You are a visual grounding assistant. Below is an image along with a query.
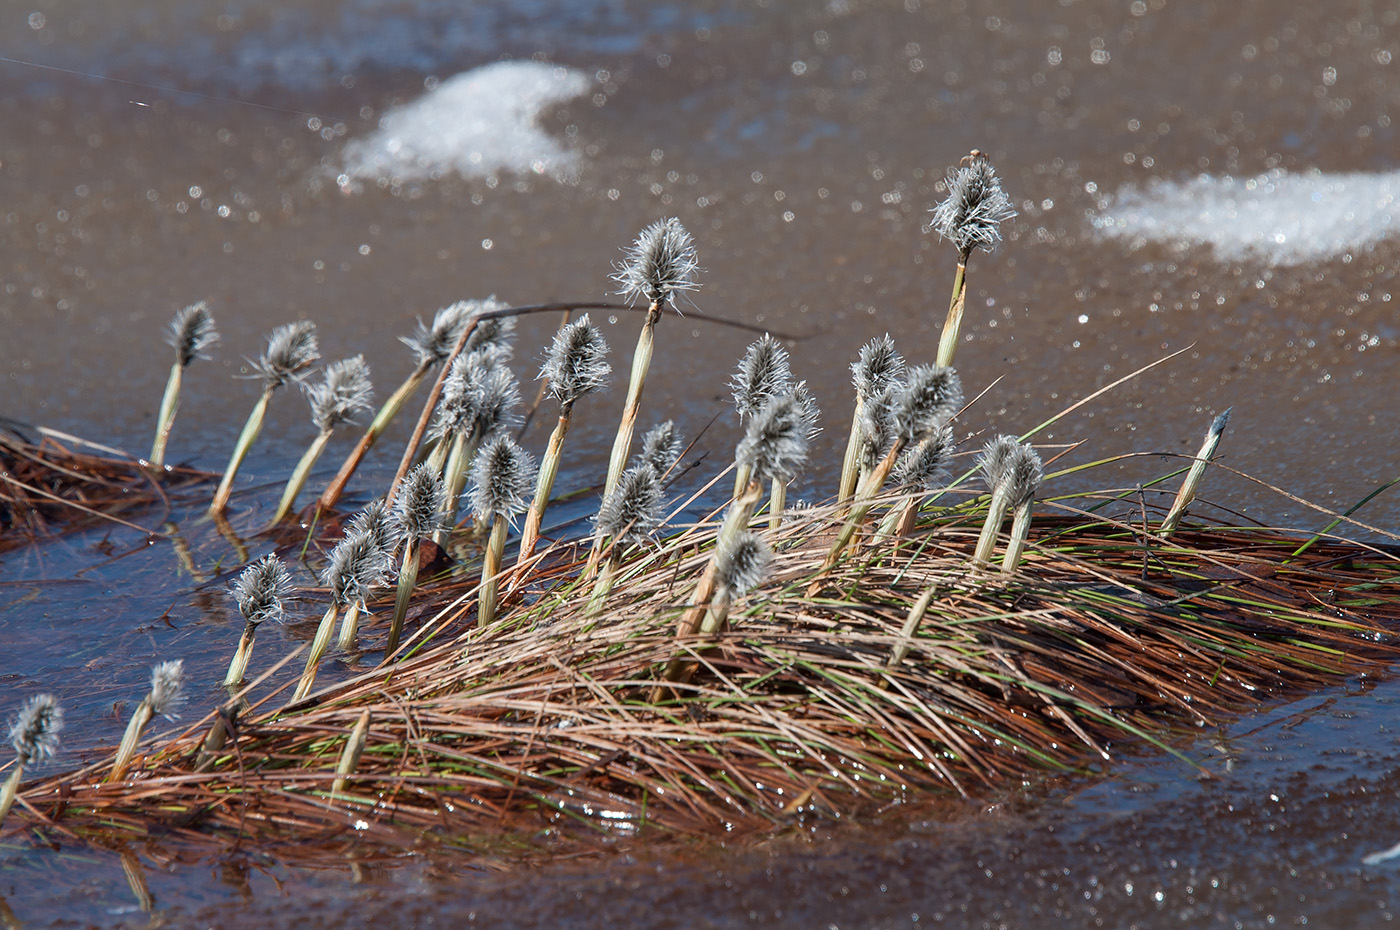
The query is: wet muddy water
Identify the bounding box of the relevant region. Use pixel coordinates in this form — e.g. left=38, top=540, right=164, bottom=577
left=2, top=0, right=1400, bottom=926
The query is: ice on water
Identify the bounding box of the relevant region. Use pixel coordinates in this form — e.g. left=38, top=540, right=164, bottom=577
left=1093, top=168, right=1400, bottom=264
left=339, top=61, right=591, bottom=184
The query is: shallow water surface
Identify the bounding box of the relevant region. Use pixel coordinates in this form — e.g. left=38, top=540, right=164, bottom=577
left=2, top=0, right=1399, bottom=926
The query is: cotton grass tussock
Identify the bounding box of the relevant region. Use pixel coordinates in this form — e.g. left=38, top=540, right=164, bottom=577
left=0, top=694, right=61, bottom=826
left=386, top=463, right=447, bottom=656
left=150, top=301, right=218, bottom=466
left=271, top=356, right=375, bottom=523
left=929, top=151, right=1016, bottom=369
left=519, top=315, right=611, bottom=560
left=470, top=436, right=536, bottom=628
left=225, top=554, right=293, bottom=687
left=210, top=320, right=321, bottom=516
left=111, top=660, right=184, bottom=782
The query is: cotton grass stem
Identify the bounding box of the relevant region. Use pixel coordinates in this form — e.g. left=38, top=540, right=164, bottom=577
left=210, top=387, right=272, bottom=516
left=225, top=554, right=292, bottom=686
left=1159, top=408, right=1232, bottom=539
left=331, top=709, right=371, bottom=796
left=293, top=602, right=340, bottom=703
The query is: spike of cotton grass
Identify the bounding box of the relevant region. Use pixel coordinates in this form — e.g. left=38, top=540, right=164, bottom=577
left=210, top=320, right=321, bottom=516
left=151, top=302, right=219, bottom=466
left=271, top=357, right=376, bottom=523
left=401, top=301, right=472, bottom=368
left=693, top=531, right=773, bottom=641
left=385, top=463, right=447, bottom=657
left=600, top=219, right=701, bottom=542
left=839, top=334, right=905, bottom=502
left=336, top=503, right=400, bottom=652
left=588, top=464, right=665, bottom=613
left=518, top=317, right=612, bottom=561
left=470, top=436, right=536, bottom=627
left=730, top=335, right=793, bottom=423
left=930, top=151, right=1016, bottom=369
left=293, top=527, right=387, bottom=703
left=1159, top=409, right=1232, bottom=539
left=1000, top=443, right=1044, bottom=574
left=736, top=391, right=812, bottom=486
left=225, top=554, right=293, bottom=686
left=879, top=423, right=957, bottom=541
left=111, top=661, right=184, bottom=782
left=972, top=435, right=1033, bottom=565
left=636, top=420, right=683, bottom=476
left=0, top=694, right=61, bottom=825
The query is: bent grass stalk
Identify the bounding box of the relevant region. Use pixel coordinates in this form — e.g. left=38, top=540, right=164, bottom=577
left=1159, top=409, right=1232, bottom=538
left=150, top=301, right=218, bottom=467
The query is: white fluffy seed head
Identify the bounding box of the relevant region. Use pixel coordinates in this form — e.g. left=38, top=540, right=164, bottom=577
left=858, top=388, right=898, bottom=471
left=929, top=153, right=1017, bottom=256
left=596, top=464, right=664, bottom=547
left=394, top=462, right=447, bottom=540
left=893, top=424, right=956, bottom=491
left=232, top=553, right=293, bottom=625
left=347, top=499, right=402, bottom=560
left=736, top=391, right=811, bottom=483
left=306, top=355, right=374, bottom=433
left=324, top=527, right=392, bottom=608
left=851, top=334, right=904, bottom=403
left=978, top=435, right=1023, bottom=494
left=730, top=334, right=793, bottom=422
left=611, top=217, right=700, bottom=309
left=149, top=659, right=185, bottom=718
left=8, top=693, right=62, bottom=766
left=636, top=420, right=682, bottom=476
left=540, top=314, right=610, bottom=407
left=715, top=531, right=772, bottom=598
left=401, top=301, right=472, bottom=367
left=432, top=351, right=522, bottom=443
left=168, top=301, right=219, bottom=368
left=470, top=435, right=536, bottom=520
left=463, top=296, right=517, bottom=358
left=254, top=320, right=320, bottom=390
left=1006, top=442, right=1043, bottom=508
left=892, top=365, right=963, bottom=443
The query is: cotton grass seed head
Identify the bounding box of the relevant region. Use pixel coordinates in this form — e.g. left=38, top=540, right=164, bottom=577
left=232, top=553, right=293, bottom=626
left=540, top=314, right=610, bottom=407
left=929, top=152, right=1016, bottom=256
left=149, top=659, right=185, bottom=718
left=978, top=435, right=1023, bottom=494
left=254, top=320, right=320, bottom=390
left=307, top=355, right=374, bottom=433
left=730, top=334, right=793, bottom=422
left=715, top=531, right=772, bottom=599
left=324, top=528, right=392, bottom=608
left=893, top=424, right=955, bottom=491
left=736, top=390, right=811, bottom=483
left=612, top=217, right=700, bottom=309
left=596, top=464, right=664, bottom=547
left=346, top=499, right=402, bottom=560
left=470, top=435, right=536, bottom=520
left=892, top=365, right=963, bottom=443
left=168, top=301, right=219, bottom=368
left=401, top=300, right=472, bottom=367
left=394, top=462, right=447, bottom=540
left=636, top=420, right=683, bottom=476
left=463, top=296, right=517, bottom=358
left=851, top=334, right=904, bottom=403
left=9, top=693, right=62, bottom=766
left=1006, top=442, right=1043, bottom=508
left=432, top=351, right=521, bottom=443
left=858, top=388, right=898, bottom=471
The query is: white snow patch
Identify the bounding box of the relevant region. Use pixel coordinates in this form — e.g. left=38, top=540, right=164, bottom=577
left=340, top=61, right=591, bottom=184
left=1092, top=169, right=1400, bottom=264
